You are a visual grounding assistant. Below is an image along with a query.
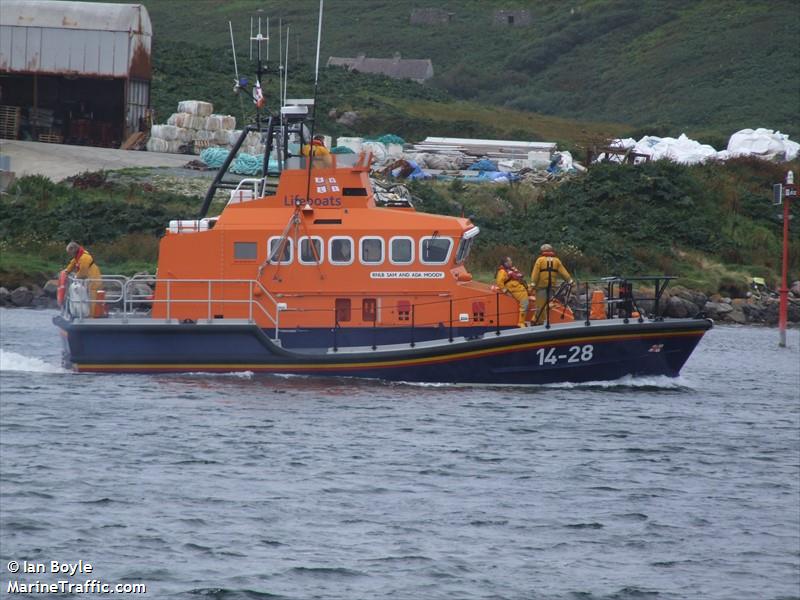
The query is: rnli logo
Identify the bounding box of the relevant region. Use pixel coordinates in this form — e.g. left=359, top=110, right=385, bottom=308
left=648, top=344, right=664, bottom=353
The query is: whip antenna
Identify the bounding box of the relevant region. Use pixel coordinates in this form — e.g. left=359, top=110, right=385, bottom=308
left=278, top=19, right=283, bottom=111
left=283, top=26, right=290, bottom=107
left=229, top=21, right=239, bottom=83
left=304, top=0, right=324, bottom=205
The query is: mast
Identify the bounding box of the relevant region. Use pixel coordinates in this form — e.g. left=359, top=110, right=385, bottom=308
left=304, top=0, right=324, bottom=205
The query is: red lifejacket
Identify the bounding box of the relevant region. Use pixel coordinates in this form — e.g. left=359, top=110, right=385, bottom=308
left=506, top=265, right=525, bottom=282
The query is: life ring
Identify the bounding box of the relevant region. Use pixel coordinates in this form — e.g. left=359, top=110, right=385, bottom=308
left=57, top=270, right=67, bottom=307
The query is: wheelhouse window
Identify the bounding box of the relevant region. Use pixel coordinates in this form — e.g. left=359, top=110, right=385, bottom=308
left=420, top=236, right=452, bottom=264
left=390, top=237, right=414, bottom=265
left=267, top=237, right=292, bottom=264
left=329, top=237, right=353, bottom=265
left=234, top=241, right=257, bottom=260
left=299, top=236, right=324, bottom=265
left=360, top=237, right=384, bottom=265
left=455, top=228, right=479, bottom=264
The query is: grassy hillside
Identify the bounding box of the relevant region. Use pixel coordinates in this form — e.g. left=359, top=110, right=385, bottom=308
left=128, top=0, right=800, bottom=139
left=150, top=39, right=631, bottom=153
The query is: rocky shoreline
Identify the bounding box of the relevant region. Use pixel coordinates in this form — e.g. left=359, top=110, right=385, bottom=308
left=2, top=278, right=799, bottom=327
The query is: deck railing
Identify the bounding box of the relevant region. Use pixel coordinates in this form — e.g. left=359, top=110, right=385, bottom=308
left=63, top=275, right=676, bottom=349
left=63, top=275, right=284, bottom=339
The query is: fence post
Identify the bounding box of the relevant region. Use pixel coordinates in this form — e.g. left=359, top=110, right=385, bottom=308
left=166, top=280, right=171, bottom=322
left=208, top=280, right=212, bottom=321
left=372, top=316, right=377, bottom=351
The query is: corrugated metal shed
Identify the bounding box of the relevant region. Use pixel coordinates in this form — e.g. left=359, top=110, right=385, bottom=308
left=0, top=0, right=152, bottom=78
left=328, top=54, right=434, bottom=84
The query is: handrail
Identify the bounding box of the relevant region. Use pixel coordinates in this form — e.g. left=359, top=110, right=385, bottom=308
left=226, top=177, right=266, bottom=206
left=64, top=275, right=283, bottom=339
left=64, top=273, right=679, bottom=348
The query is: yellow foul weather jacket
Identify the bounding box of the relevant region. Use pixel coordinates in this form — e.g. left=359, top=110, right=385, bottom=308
left=65, top=247, right=102, bottom=280
left=530, top=253, right=572, bottom=290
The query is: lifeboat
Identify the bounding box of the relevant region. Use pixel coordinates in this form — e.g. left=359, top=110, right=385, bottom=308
left=52, top=103, right=711, bottom=383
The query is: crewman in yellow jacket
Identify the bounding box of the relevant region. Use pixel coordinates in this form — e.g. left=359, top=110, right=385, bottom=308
left=64, top=242, right=103, bottom=315
left=301, top=135, right=333, bottom=167
left=495, top=256, right=530, bottom=327
left=530, top=244, right=573, bottom=324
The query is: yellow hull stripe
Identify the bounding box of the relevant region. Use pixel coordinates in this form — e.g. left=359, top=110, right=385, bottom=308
left=74, top=329, right=705, bottom=372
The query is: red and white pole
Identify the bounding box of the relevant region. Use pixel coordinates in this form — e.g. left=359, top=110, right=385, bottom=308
left=778, top=171, right=795, bottom=348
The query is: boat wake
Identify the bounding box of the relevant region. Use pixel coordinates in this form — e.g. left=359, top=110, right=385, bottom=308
left=542, top=374, right=693, bottom=391
left=179, top=370, right=255, bottom=379
left=387, top=374, right=693, bottom=391
left=0, top=349, right=66, bottom=374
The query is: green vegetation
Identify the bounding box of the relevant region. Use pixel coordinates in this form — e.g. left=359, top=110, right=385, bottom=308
left=0, top=173, right=198, bottom=287
left=3, top=2, right=796, bottom=291
left=135, top=0, right=798, bottom=140
left=2, top=159, right=796, bottom=293
left=408, top=158, right=799, bottom=293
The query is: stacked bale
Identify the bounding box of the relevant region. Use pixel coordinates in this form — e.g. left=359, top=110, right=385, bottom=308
left=147, top=101, right=238, bottom=155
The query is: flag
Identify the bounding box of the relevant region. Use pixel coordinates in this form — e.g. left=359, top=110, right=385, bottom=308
left=254, top=80, right=265, bottom=109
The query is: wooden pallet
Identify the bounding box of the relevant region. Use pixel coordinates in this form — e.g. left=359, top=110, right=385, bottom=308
left=120, top=131, right=147, bottom=150
left=0, top=105, right=21, bottom=140
left=38, top=131, right=64, bottom=144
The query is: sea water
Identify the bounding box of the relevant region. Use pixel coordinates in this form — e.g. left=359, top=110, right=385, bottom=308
left=1, top=308, right=798, bottom=599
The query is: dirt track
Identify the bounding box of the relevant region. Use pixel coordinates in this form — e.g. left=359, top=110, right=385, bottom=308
left=0, top=140, right=191, bottom=181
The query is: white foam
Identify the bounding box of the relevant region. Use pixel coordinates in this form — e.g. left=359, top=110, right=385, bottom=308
left=182, top=370, right=255, bottom=379
left=541, top=375, right=691, bottom=389
left=0, top=349, right=66, bottom=374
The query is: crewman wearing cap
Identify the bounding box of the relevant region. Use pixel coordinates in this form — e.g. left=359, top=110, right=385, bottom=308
left=530, top=244, right=573, bottom=325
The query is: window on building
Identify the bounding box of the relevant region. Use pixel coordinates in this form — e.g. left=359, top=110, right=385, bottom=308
left=390, top=237, right=413, bottom=264
left=420, top=237, right=452, bottom=264
left=360, top=237, right=384, bottom=265
left=299, top=237, right=323, bottom=264
left=329, top=237, right=353, bottom=265
left=234, top=241, right=257, bottom=260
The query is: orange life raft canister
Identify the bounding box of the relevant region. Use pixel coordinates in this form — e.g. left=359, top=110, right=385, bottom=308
left=57, top=270, right=67, bottom=307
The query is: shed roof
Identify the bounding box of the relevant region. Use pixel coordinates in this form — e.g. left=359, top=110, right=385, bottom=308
left=328, top=54, right=433, bottom=82
left=0, top=0, right=151, bottom=35
left=0, top=0, right=151, bottom=78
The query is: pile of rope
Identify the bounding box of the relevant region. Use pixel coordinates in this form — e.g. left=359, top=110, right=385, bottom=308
left=231, top=153, right=263, bottom=176
left=199, top=147, right=229, bottom=169
left=199, top=147, right=264, bottom=176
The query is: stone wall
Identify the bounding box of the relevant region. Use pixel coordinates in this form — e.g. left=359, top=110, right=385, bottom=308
left=494, top=9, right=532, bottom=26
left=410, top=8, right=454, bottom=25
